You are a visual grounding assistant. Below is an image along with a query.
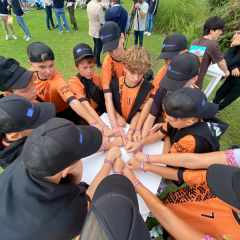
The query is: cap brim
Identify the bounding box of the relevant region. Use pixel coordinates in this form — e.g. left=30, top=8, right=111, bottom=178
left=29, top=102, right=56, bottom=129
left=207, top=164, right=240, bottom=209
left=160, top=74, right=189, bottom=91
left=92, top=175, right=139, bottom=209
left=10, top=71, right=35, bottom=89
left=157, top=50, right=181, bottom=60
left=195, top=101, right=219, bottom=118
left=102, top=38, right=119, bottom=54
left=75, top=53, right=95, bottom=62
left=77, top=125, right=102, bottom=158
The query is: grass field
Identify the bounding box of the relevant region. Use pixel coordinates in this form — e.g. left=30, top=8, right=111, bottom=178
left=0, top=2, right=240, bottom=239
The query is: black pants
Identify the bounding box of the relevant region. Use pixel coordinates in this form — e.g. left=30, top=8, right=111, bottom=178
left=93, top=37, right=102, bottom=65
left=213, top=76, right=240, bottom=110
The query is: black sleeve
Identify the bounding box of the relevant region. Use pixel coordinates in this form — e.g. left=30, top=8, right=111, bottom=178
left=224, top=46, right=240, bottom=68
left=149, top=87, right=165, bottom=117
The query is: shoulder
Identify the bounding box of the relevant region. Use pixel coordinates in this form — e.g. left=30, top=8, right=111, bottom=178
left=68, top=75, right=82, bottom=86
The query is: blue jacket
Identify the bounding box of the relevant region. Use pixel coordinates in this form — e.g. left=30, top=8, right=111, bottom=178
left=105, top=4, right=129, bottom=34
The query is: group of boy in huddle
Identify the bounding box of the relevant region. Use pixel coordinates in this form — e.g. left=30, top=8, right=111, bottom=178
left=0, top=19, right=239, bottom=240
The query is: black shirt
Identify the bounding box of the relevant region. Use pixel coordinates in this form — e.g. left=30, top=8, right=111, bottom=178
left=0, top=157, right=89, bottom=240
left=148, top=0, right=159, bottom=15
left=53, top=0, right=64, bottom=9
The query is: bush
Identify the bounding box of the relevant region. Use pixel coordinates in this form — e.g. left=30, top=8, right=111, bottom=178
left=208, top=0, right=229, bottom=9
left=154, top=0, right=209, bottom=34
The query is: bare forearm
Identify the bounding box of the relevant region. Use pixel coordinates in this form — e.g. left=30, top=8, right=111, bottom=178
left=162, top=136, right=171, bottom=154
left=218, top=59, right=228, bottom=73
left=83, top=102, right=105, bottom=126
left=135, top=184, right=206, bottom=240
left=135, top=98, right=153, bottom=130
left=149, top=151, right=228, bottom=169
left=105, top=93, right=117, bottom=126
left=139, top=10, right=146, bottom=19
left=129, top=113, right=140, bottom=130
left=142, top=131, right=165, bottom=146
left=142, top=114, right=156, bottom=137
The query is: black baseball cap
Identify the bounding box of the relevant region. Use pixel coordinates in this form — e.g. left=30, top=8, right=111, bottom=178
left=0, top=56, right=35, bottom=91
left=0, top=94, right=56, bottom=133
left=99, top=22, right=121, bottom=54
left=27, top=42, right=55, bottom=62
left=163, top=87, right=219, bottom=118
left=157, top=33, right=187, bottom=59
left=207, top=164, right=240, bottom=210
left=160, top=52, right=200, bottom=91
left=73, top=43, right=94, bottom=62
left=80, top=175, right=150, bottom=240
left=22, top=118, right=102, bottom=178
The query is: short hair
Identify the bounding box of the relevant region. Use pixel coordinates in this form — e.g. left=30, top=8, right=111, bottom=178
left=75, top=56, right=96, bottom=68
left=41, top=52, right=52, bottom=62
left=122, top=46, right=152, bottom=74
left=203, top=16, right=225, bottom=36
left=164, top=92, right=196, bottom=119
left=236, top=25, right=240, bottom=31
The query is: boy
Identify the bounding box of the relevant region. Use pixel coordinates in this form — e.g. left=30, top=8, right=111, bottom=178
left=0, top=94, right=56, bottom=169
left=110, top=45, right=154, bottom=143
left=0, top=118, right=122, bottom=240
left=133, top=33, right=188, bottom=141
left=27, top=42, right=103, bottom=132
left=140, top=52, right=201, bottom=139
left=126, top=87, right=228, bottom=154
left=0, top=56, right=42, bottom=102
left=68, top=43, right=113, bottom=137
left=190, top=16, right=229, bottom=89
left=100, top=22, right=126, bottom=137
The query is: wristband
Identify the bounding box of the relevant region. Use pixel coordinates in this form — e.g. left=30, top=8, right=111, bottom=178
left=129, top=128, right=134, bottom=132
left=102, top=124, right=107, bottom=128
left=135, top=129, right=142, bottom=132
left=137, top=140, right=143, bottom=152
left=111, top=124, right=118, bottom=128
left=133, top=180, right=141, bottom=187
left=141, top=137, right=145, bottom=140
left=146, top=154, right=151, bottom=164
left=104, top=159, right=113, bottom=166
left=114, top=172, right=123, bottom=175
left=102, top=142, right=107, bottom=152
left=90, top=121, right=97, bottom=126
left=140, top=161, right=144, bottom=171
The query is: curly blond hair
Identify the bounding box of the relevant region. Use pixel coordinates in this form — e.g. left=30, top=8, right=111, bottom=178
left=122, top=46, right=152, bottom=74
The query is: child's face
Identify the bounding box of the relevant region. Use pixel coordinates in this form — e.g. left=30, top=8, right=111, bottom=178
left=108, top=34, right=125, bottom=61
left=125, top=69, right=144, bottom=87
left=10, top=78, right=37, bottom=100
left=30, top=60, right=55, bottom=79
left=165, top=114, right=195, bottom=129
left=76, top=60, right=95, bottom=80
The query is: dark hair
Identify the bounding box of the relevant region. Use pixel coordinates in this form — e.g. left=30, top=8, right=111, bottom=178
left=75, top=56, right=96, bottom=67
left=164, top=93, right=196, bottom=118
left=236, top=24, right=240, bottom=31
left=203, top=16, right=225, bottom=36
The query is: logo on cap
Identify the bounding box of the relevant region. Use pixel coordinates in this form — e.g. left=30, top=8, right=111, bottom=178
left=79, top=129, right=83, bottom=144
left=202, top=99, right=205, bottom=106
left=163, top=44, right=175, bottom=48
left=168, top=66, right=182, bottom=75
left=77, top=48, right=90, bottom=53
left=27, top=102, right=34, bottom=118
left=101, top=34, right=113, bottom=40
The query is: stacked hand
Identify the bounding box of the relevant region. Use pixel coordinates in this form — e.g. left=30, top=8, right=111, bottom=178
left=111, top=137, right=124, bottom=147
left=133, top=131, right=142, bottom=142
left=149, top=123, right=163, bottom=135
left=106, top=146, right=122, bottom=163
left=126, top=156, right=142, bottom=171
left=102, top=126, right=114, bottom=137
left=125, top=141, right=142, bottom=153
left=113, top=157, right=125, bottom=173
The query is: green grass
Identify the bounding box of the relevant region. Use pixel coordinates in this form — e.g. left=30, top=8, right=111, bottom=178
left=1, top=3, right=240, bottom=239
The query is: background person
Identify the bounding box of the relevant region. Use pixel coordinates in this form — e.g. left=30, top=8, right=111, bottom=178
left=42, top=0, right=57, bottom=31
left=22, top=0, right=29, bottom=12
left=87, top=0, right=104, bottom=68
left=0, top=0, right=17, bottom=40
left=66, top=0, right=78, bottom=30
left=130, top=0, right=148, bottom=47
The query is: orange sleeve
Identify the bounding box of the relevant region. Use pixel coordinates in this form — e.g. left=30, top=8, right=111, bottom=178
left=101, top=56, right=112, bottom=92
left=170, top=135, right=196, bottom=153
left=68, top=77, right=86, bottom=101
left=179, top=169, right=207, bottom=186
left=54, top=75, right=75, bottom=104
left=152, top=66, right=166, bottom=94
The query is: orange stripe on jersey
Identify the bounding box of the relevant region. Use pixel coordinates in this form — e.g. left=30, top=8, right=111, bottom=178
left=152, top=65, right=167, bottom=94
left=183, top=169, right=207, bottom=185
left=101, top=54, right=125, bottom=91
left=68, top=74, right=102, bottom=110
left=118, top=76, right=153, bottom=121
left=2, top=137, right=13, bottom=148
left=170, top=135, right=196, bottom=153
left=33, top=70, right=75, bottom=113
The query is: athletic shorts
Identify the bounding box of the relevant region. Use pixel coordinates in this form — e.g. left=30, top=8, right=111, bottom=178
left=22, top=0, right=28, bottom=3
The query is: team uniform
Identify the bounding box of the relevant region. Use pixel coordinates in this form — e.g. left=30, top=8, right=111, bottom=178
left=31, top=68, right=78, bottom=122
left=152, top=65, right=166, bottom=93
left=102, top=54, right=126, bottom=93
left=68, top=73, right=102, bottom=111
left=159, top=117, right=228, bottom=153
left=110, top=76, right=154, bottom=122
left=164, top=169, right=240, bottom=239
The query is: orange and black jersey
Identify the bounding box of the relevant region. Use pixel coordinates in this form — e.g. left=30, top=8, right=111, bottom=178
left=164, top=169, right=240, bottom=239
left=102, top=54, right=125, bottom=92
left=159, top=117, right=229, bottom=153
left=152, top=65, right=166, bottom=94
left=110, top=76, right=154, bottom=122
left=32, top=68, right=76, bottom=113
left=68, top=73, right=102, bottom=110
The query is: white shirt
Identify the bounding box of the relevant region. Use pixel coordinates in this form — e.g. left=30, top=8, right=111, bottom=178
left=134, top=1, right=148, bottom=31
